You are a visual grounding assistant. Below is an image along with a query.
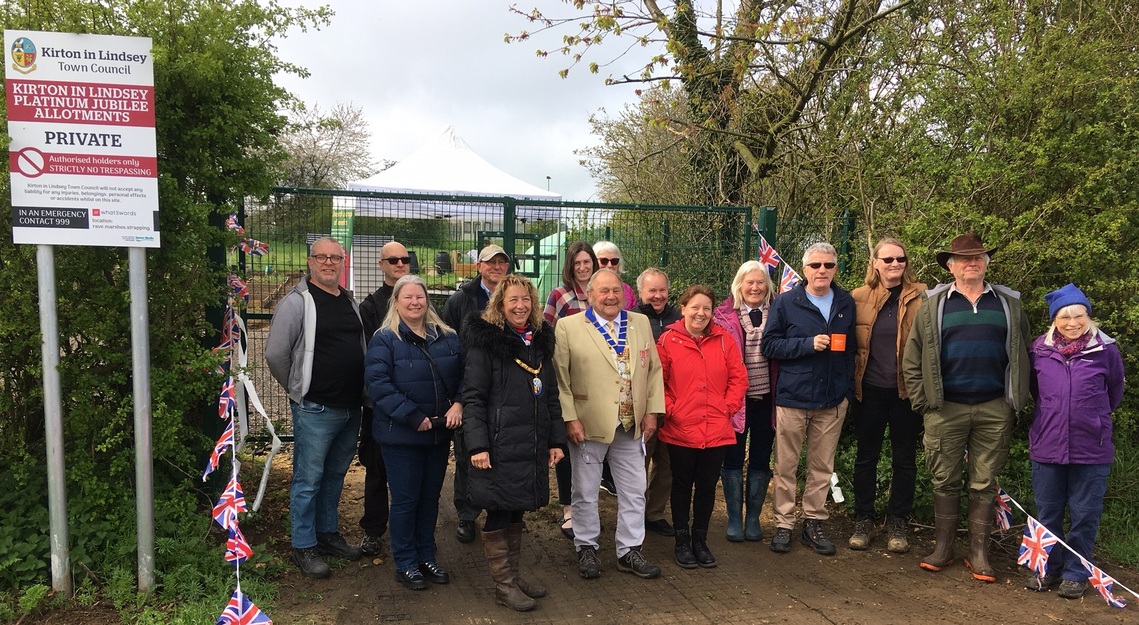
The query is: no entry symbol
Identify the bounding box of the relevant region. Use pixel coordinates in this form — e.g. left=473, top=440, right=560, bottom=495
left=13, top=147, right=46, bottom=178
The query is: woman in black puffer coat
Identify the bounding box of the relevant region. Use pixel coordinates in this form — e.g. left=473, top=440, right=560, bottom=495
left=462, top=274, right=566, bottom=612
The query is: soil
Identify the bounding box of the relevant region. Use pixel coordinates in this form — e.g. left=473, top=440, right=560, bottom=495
left=25, top=452, right=1136, bottom=625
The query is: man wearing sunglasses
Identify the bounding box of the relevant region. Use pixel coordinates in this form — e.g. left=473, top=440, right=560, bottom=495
left=903, top=232, right=1030, bottom=583
left=353, top=240, right=411, bottom=558
left=443, top=243, right=513, bottom=544
left=761, top=242, right=855, bottom=556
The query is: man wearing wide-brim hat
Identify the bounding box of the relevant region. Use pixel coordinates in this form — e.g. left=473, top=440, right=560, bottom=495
left=901, top=232, right=1031, bottom=584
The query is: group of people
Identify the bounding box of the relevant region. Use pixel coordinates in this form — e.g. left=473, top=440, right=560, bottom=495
left=264, top=231, right=1124, bottom=610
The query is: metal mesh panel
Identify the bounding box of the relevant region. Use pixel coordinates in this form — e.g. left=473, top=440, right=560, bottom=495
left=239, top=188, right=751, bottom=438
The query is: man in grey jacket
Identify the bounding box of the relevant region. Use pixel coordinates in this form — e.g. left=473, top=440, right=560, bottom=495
left=265, top=237, right=367, bottom=578
left=902, top=233, right=1030, bottom=584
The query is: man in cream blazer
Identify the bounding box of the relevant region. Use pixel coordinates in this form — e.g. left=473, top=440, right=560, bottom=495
left=554, top=269, right=665, bottom=580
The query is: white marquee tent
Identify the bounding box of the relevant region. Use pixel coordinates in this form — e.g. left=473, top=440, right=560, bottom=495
left=347, top=125, right=562, bottom=221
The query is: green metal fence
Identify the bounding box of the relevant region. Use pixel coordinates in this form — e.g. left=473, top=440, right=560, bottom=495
left=240, top=187, right=755, bottom=437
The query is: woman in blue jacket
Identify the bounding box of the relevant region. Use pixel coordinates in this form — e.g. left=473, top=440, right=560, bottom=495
left=1026, top=284, right=1125, bottom=599
left=366, top=275, right=464, bottom=591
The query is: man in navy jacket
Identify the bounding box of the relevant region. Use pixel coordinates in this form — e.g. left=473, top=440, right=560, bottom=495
left=762, top=242, right=855, bottom=556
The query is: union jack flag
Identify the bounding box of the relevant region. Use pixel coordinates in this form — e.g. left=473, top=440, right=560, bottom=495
left=228, top=274, right=249, bottom=302
left=217, top=588, right=272, bottom=624
left=779, top=265, right=801, bottom=293
left=212, top=476, right=247, bottom=531
left=240, top=238, right=270, bottom=257
left=757, top=234, right=782, bottom=271
left=225, top=213, right=245, bottom=235
left=225, top=525, right=254, bottom=565
left=1085, top=561, right=1128, bottom=608
left=202, top=418, right=234, bottom=481
left=994, top=486, right=1013, bottom=532
left=1018, top=516, right=1059, bottom=578
left=219, top=377, right=237, bottom=419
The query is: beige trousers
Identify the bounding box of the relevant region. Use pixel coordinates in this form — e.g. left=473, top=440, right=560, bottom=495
left=772, top=399, right=849, bottom=529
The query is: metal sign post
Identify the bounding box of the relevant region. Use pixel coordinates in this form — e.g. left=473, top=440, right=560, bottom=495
left=37, top=244, right=71, bottom=595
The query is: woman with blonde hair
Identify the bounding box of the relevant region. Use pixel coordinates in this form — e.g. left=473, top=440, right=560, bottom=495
left=849, top=238, right=926, bottom=553
left=366, top=275, right=464, bottom=590
left=712, top=260, right=777, bottom=542
left=462, top=275, right=566, bottom=610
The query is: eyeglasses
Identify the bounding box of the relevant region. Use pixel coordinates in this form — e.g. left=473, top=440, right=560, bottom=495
left=806, top=262, right=837, bottom=270
left=383, top=256, right=411, bottom=265
left=597, top=257, right=620, bottom=266
left=310, top=254, right=344, bottom=264
left=877, top=256, right=907, bottom=264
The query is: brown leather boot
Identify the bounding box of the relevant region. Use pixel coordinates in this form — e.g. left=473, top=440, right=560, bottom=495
left=506, top=522, right=546, bottom=598
left=920, top=493, right=959, bottom=572
left=482, top=528, right=536, bottom=611
left=964, top=496, right=996, bottom=582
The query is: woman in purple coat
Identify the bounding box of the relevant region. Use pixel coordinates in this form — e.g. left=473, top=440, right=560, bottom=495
left=1026, top=284, right=1125, bottom=599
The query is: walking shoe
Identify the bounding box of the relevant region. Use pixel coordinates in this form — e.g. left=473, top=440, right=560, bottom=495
left=316, top=532, right=363, bottom=560
left=456, top=519, right=477, bottom=544
left=1025, top=572, right=1062, bottom=592
left=801, top=519, right=837, bottom=555
left=600, top=478, right=618, bottom=497
left=360, top=533, right=384, bottom=557
left=691, top=530, right=717, bottom=568
left=886, top=517, right=910, bottom=554
left=292, top=547, right=331, bottom=579
left=577, top=546, right=602, bottom=579
left=1057, top=579, right=1088, bottom=599
left=617, top=547, right=661, bottom=579
left=770, top=527, right=792, bottom=553
left=395, top=568, right=428, bottom=591
left=418, top=561, right=449, bottom=584
left=674, top=529, right=697, bottom=569
left=848, top=518, right=872, bottom=551
left=646, top=518, right=676, bottom=537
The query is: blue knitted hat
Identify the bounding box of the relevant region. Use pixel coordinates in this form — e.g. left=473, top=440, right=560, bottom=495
left=1044, top=283, right=1092, bottom=320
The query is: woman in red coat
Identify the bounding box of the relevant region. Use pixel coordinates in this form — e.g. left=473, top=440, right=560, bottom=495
left=657, top=285, right=748, bottom=569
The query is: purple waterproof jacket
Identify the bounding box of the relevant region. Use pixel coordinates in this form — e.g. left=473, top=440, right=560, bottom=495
left=1028, top=330, right=1125, bottom=465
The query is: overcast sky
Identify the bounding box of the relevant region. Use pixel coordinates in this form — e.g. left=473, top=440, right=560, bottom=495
left=272, top=1, right=652, bottom=201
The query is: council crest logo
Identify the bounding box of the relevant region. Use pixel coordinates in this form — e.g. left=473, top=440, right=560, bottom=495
left=11, top=36, right=37, bottom=74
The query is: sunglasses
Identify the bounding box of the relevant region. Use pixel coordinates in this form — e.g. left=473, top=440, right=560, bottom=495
left=597, top=257, right=620, bottom=266
left=383, top=256, right=411, bottom=265
left=878, top=256, right=907, bottom=264
left=806, top=262, right=837, bottom=270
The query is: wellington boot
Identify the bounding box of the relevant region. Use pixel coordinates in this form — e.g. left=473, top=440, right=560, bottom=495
left=506, top=522, right=546, bottom=598
left=745, top=469, right=771, bottom=542
left=481, top=528, right=536, bottom=612
left=920, top=493, right=959, bottom=572
left=721, top=469, right=744, bottom=542
left=964, top=497, right=996, bottom=583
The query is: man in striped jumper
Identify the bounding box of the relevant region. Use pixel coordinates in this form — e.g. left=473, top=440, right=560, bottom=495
left=902, top=233, right=1031, bottom=584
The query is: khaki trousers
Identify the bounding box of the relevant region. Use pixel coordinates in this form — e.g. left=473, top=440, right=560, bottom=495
left=772, top=399, right=848, bottom=529
left=644, top=430, right=672, bottom=523
left=923, top=397, right=1013, bottom=498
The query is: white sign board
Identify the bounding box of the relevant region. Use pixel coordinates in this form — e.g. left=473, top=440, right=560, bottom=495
left=6, top=30, right=159, bottom=247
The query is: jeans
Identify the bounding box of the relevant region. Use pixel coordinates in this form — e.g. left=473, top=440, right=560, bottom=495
left=852, top=384, right=922, bottom=520
left=382, top=441, right=450, bottom=572
left=1032, top=461, right=1110, bottom=583
left=722, top=395, right=776, bottom=472
left=289, top=399, right=361, bottom=549
left=358, top=407, right=389, bottom=537
left=452, top=427, right=483, bottom=522
left=669, top=444, right=729, bottom=533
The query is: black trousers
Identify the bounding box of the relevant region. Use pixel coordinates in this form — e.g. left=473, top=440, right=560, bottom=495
left=669, top=443, right=729, bottom=533
left=359, top=407, right=389, bottom=537
left=722, top=395, right=776, bottom=472
left=852, top=384, right=923, bottom=520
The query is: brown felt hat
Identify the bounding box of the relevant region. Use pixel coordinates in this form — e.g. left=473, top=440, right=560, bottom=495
left=934, top=233, right=998, bottom=270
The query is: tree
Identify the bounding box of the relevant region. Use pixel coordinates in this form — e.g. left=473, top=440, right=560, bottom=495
left=0, top=0, right=332, bottom=596
left=278, top=102, right=378, bottom=189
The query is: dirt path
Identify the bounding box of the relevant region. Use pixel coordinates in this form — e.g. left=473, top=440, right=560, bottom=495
left=267, top=456, right=1135, bottom=625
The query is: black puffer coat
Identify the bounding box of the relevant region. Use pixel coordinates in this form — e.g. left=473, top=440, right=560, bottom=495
left=461, top=314, right=565, bottom=511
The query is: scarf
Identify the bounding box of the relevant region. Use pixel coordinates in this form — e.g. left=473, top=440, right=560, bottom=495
left=1052, top=329, right=1092, bottom=358
left=740, top=307, right=770, bottom=398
